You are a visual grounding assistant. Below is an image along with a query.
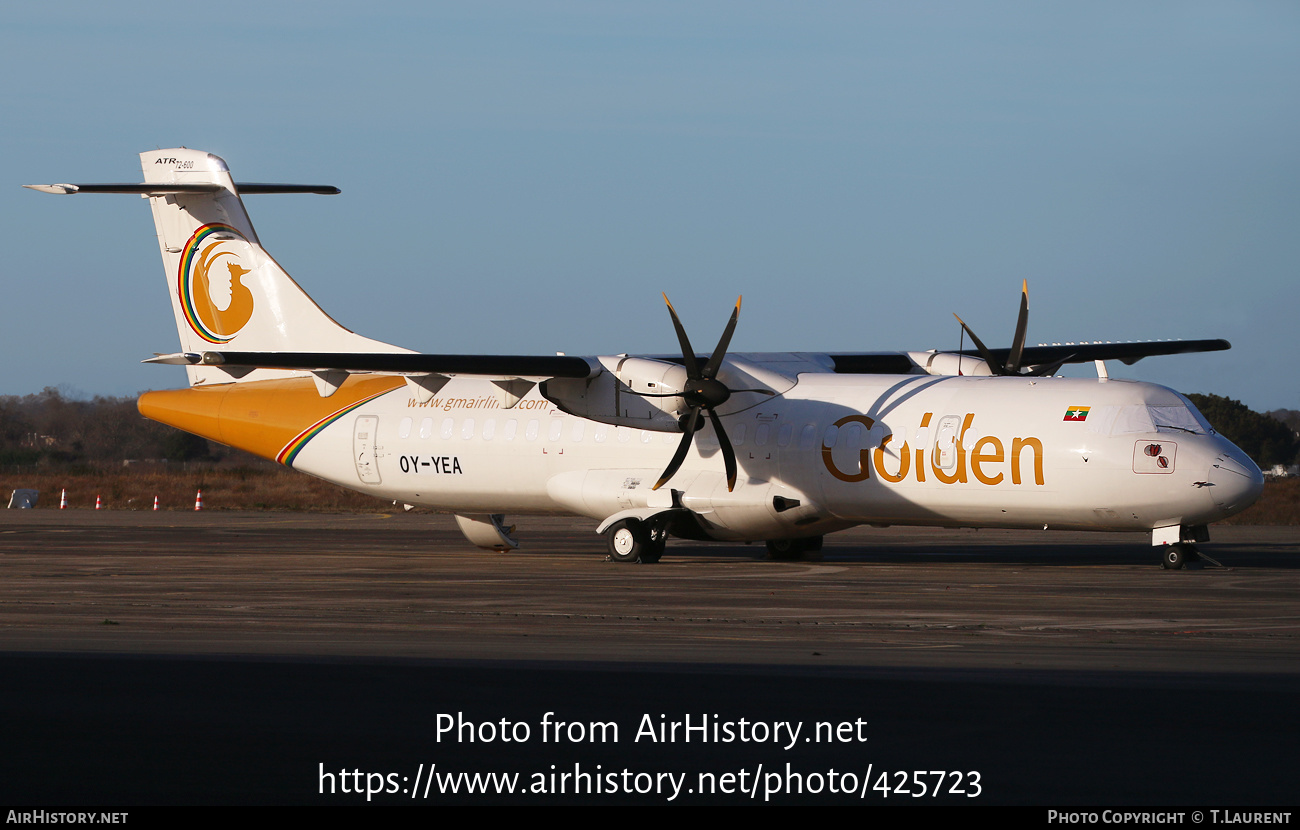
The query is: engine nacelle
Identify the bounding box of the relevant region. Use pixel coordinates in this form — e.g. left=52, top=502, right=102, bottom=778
left=541, top=357, right=687, bottom=432
left=541, top=355, right=797, bottom=432
left=909, top=351, right=993, bottom=377
left=610, top=357, right=691, bottom=415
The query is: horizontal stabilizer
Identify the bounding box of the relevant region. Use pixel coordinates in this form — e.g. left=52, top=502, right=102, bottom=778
left=23, top=182, right=339, bottom=196
left=144, top=353, right=202, bottom=365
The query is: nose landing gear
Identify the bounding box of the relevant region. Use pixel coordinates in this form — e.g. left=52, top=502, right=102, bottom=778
left=1160, top=543, right=1200, bottom=570
left=1153, top=525, right=1218, bottom=570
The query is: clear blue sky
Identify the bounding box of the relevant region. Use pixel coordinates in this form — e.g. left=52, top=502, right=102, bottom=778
left=4, top=2, right=1298, bottom=411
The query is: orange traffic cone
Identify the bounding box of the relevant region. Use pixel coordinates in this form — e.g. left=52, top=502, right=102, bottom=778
left=95, top=495, right=102, bottom=510
left=194, top=490, right=204, bottom=511
left=153, top=496, right=159, bottom=511
left=59, top=489, right=68, bottom=509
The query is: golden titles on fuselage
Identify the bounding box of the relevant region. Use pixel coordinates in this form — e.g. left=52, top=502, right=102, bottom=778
left=821, top=413, right=1044, bottom=487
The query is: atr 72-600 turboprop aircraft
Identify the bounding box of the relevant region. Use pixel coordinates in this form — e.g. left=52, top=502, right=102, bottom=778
left=26, top=149, right=1264, bottom=567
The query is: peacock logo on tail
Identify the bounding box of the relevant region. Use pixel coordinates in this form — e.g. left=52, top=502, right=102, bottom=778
left=178, top=223, right=256, bottom=343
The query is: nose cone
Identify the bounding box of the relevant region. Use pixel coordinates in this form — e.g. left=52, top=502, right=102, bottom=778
left=1208, top=443, right=1265, bottom=516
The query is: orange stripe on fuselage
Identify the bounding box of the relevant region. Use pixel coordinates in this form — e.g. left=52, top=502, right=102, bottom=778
left=138, top=376, right=406, bottom=463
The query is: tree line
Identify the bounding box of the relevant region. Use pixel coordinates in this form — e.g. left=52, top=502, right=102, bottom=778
left=0, top=388, right=216, bottom=467
left=1185, top=394, right=1299, bottom=468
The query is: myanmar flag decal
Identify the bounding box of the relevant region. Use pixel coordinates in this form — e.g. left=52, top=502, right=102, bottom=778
left=1063, top=406, right=1090, bottom=422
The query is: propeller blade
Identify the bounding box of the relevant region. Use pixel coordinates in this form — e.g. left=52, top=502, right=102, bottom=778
left=653, top=407, right=702, bottom=491
left=654, top=296, right=750, bottom=491
left=1026, top=355, right=1074, bottom=377
left=1006, top=279, right=1029, bottom=374
left=702, top=296, right=741, bottom=380
left=663, top=294, right=701, bottom=379
left=707, top=407, right=738, bottom=491
left=953, top=313, right=1006, bottom=376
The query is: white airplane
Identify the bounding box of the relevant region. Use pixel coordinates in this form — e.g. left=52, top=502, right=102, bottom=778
left=26, top=149, right=1264, bottom=568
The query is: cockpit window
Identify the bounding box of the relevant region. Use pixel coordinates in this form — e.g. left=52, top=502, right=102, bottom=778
left=1149, top=404, right=1212, bottom=434
left=1087, top=402, right=1213, bottom=436
left=1175, top=394, right=1217, bottom=433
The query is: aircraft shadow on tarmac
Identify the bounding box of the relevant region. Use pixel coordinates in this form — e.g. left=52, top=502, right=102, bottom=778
left=660, top=539, right=1300, bottom=568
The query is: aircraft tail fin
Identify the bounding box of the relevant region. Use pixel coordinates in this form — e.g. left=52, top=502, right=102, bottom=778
left=29, top=148, right=406, bottom=387
left=139, top=149, right=407, bottom=385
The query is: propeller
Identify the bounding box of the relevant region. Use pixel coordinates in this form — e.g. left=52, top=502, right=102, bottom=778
left=644, top=294, right=771, bottom=492
left=952, top=280, right=1054, bottom=376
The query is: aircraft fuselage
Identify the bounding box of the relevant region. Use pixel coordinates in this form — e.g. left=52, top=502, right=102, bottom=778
left=140, top=368, right=1261, bottom=544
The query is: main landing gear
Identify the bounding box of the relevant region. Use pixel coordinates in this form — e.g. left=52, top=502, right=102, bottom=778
left=765, top=536, right=824, bottom=560
left=605, top=518, right=666, bottom=564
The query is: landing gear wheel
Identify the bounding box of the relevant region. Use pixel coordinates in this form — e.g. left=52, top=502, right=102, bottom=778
left=766, top=538, right=806, bottom=560
left=608, top=520, right=644, bottom=562
left=1161, top=544, right=1190, bottom=570
left=607, top=519, right=663, bottom=563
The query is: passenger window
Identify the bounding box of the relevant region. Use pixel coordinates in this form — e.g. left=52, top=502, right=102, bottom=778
left=799, top=424, right=816, bottom=450
left=482, top=419, right=496, bottom=441
left=571, top=421, right=585, bottom=442
left=504, top=419, right=518, bottom=441
left=462, top=419, right=475, bottom=440
left=419, top=418, right=433, bottom=440
left=843, top=423, right=862, bottom=448
left=398, top=417, right=412, bottom=439
left=914, top=426, right=931, bottom=452
left=440, top=418, right=454, bottom=440
left=867, top=423, right=884, bottom=448
left=526, top=420, right=539, bottom=441
left=548, top=419, right=563, bottom=441
left=777, top=423, right=793, bottom=447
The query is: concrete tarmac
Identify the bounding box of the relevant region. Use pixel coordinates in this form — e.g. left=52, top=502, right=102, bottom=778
left=1, top=511, right=1297, bottom=804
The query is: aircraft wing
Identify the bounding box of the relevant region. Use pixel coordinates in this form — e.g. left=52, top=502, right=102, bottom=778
left=948, top=338, right=1231, bottom=370
left=148, top=338, right=1230, bottom=379
left=146, top=350, right=599, bottom=379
